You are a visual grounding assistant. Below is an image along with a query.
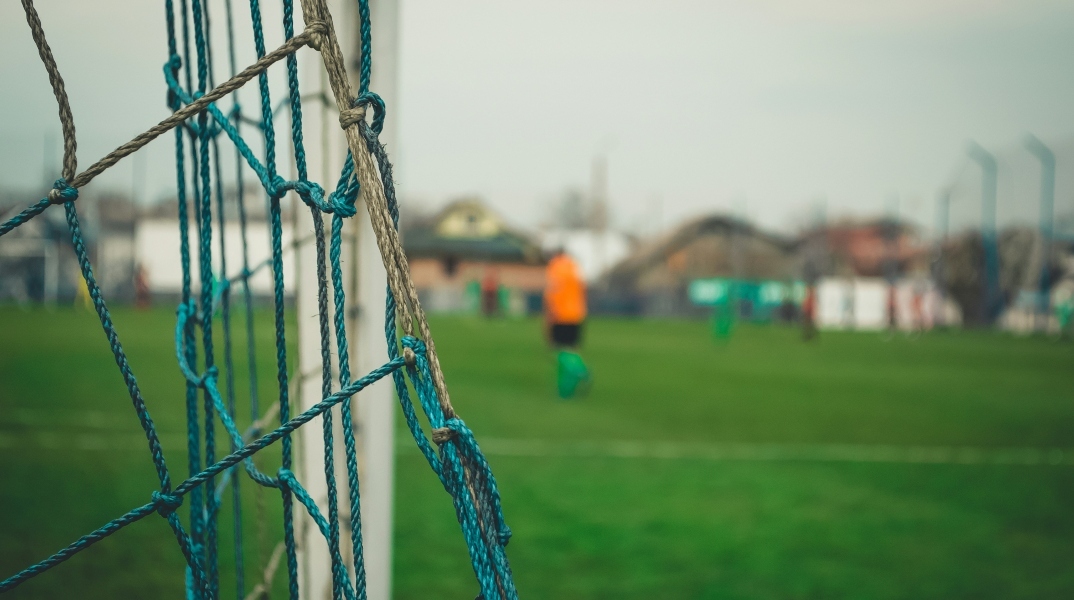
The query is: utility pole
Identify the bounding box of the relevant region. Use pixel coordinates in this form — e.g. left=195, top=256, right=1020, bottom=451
left=296, top=1, right=398, bottom=599
left=1024, top=134, right=1055, bottom=331
left=43, top=132, right=59, bottom=308
left=885, top=193, right=900, bottom=284
left=966, top=141, right=1001, bottom=324
left=933, top=188, right=951, bottom=328
left=590, top=153, right=608, bottom=281
left=589, top=154, right=607, bottom=231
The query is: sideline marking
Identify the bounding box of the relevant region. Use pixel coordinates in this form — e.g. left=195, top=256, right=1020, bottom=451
left=4, top=409, right=1072, bottom=466
left=464, top=438, right=1074, bottom=466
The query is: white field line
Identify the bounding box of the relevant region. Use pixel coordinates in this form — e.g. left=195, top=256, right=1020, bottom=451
left=0, top=430, right=187, bottom=452
left=3, top=408, right=1073, bottom=466
left=458, top=438, right=1074, bottom=466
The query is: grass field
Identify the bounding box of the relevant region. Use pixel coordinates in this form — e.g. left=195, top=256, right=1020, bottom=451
left=1, top=306, right=1072, bottom=599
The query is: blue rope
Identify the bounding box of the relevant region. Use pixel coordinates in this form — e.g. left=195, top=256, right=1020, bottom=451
left=332, top=209, right=367, bottom=596
left=170, top=3, right=208, bottom=596
left=223, top=0, right=250, bottom=594
left=2, top=1, right=519, bottom=597
left=0, top=352, right=405, bottom=593
left=188, top=1, right=222, bottom=594
left=0, top=198, right=50, bottom=237
left=361, top=119, right=517, bottom=599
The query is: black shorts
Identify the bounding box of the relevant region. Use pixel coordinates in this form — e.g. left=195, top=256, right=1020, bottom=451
left=550, top=323, right=582, bottom=347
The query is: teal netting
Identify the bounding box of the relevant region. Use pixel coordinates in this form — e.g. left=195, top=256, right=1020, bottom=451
left=1, top=1, right=516, bottom=598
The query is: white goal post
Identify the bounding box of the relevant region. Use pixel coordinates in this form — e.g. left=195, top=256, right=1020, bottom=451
left=294, top=0, right=399, bottom=598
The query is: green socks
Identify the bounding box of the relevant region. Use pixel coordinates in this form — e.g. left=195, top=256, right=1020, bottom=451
left=557, top=350, right=591, bottom=399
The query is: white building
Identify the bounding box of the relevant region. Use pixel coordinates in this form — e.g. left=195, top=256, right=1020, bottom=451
left=817, top=276, right=959, bottom=331
left=136, top=218, right=295, bottom=296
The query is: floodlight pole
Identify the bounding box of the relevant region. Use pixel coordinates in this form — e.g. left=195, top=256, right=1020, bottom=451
left=295, top=1, right=398, bottom=599
left=933, top=188, right=950, bottom=327
left=966, top=141, right=1001, bottom=324
left=1023, top=134, right=1055, bottom=330
left=936, top=189, right=950, bottom=243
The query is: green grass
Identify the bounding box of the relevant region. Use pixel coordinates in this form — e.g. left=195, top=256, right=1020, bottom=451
left=1, top=307, right=1073, bottom=598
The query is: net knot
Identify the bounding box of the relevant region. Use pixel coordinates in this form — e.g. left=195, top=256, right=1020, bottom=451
left=328, top=189, right=357, bottom=217
left=354, top=92, right=386, bottom=135
left=304, top=21, right=328, bottom=51
left=401, top=336, right=426, bottom=357
left=268, top=175, right=288, bottom=199
left=431, top=426, right=457, bottom=445
left=338, top=105, right=365, bottom=129
left=47, top=179, right=77, bottom=205
left=165, top=55, right=183, bottom=111
left=327, top=192, right=357, bottom=217
left=276, top=467, right=296, bottom=490
left=431, top=417, right=469, bottom=445
left=151, top=491, right=183, bottom=517
left=200, top=365, right=219, bottom=387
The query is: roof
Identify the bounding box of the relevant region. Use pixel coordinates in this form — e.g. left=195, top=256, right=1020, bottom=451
left=402, top=198, right=545, bottom=264
left=604, top=214, right=797, bottom=285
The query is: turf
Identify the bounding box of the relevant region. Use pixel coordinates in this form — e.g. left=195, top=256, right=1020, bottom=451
left=1, top=306, right=1072, bottom=599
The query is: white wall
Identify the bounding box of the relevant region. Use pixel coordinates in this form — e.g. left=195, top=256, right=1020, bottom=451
left=818, top=276, right=958, bottom=331
left=816, top=277, right=853, bottom=329
left=817, top=277, right=889, bottom=331
left=135, top=218, right=295, bottom=295
left=854, top=279, right=889, bottom=331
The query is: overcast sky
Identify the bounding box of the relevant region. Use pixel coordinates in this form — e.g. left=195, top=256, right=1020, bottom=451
left=2, top=0, right=1074, bottom=236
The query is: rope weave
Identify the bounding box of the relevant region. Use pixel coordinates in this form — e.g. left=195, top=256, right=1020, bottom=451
left=0, top=1, right=518, bottom=599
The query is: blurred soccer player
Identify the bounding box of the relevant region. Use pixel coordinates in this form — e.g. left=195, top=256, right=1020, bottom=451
left=801, top=284, right=817, bottom=341
left=544, top=248, right=591, bottom=398
left=481, top=267, right=500, bottom=317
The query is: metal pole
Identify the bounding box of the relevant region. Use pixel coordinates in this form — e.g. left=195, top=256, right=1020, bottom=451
left=936, top=189, right=950, bottom=243
left=966, top=141, right=1001, bottom=324
left=43, top=240, right=58, bottom=307
left=355, top=3, right=399, bottom=598
left=933, top=188, right=950, bottom=327
left=295, top=1, right=353, bottom=595
left=1024, top=134, right=1055, bottom=330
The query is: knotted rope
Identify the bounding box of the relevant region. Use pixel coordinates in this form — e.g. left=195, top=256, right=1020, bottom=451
left=0, top=1, right=518, bottom=598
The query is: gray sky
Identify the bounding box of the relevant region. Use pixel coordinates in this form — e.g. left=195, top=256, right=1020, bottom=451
left=3, top=0, right=1074, bottom=235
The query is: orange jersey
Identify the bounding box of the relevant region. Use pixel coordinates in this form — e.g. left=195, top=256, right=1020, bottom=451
left=544, top=254, right=587, bottom=324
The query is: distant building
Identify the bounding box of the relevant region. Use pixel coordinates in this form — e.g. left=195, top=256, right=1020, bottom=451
left=0, top=192, right=138, bottom=305
left=942, top=226, right=1061, bottom=329
left=94, top=193, right=140, bottom=302
left=403, top=198, right=546, bottom=314
left=135, top=190, right=294, bottom=301
left=801, top=219, right=927, bottom=280
left=601, top=215, right=799, bottom=316
left=0, top=202, right=69, bottom=304
left=802, top=219, right=945, bottom=331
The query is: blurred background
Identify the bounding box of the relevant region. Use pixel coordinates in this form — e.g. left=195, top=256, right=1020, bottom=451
left=1, top=0, right=1073, bottom=598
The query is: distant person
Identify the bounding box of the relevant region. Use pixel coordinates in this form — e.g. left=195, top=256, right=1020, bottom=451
left=841, top=282, right=855, bottom=329
left=801, top=284, right=817, bottom=341
left=134, top=264, right=151, bottom=310
left=75, top=274, right=93, bottom=311
left=1055, top=298, right=1073, bottom=339
left=887, top=284, right=899, bottom=334
left=910, top=283, right=925, bottom=334
left=544, top=249, right=590, bottom=398
left=481, top=267, right=500, bottom=317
